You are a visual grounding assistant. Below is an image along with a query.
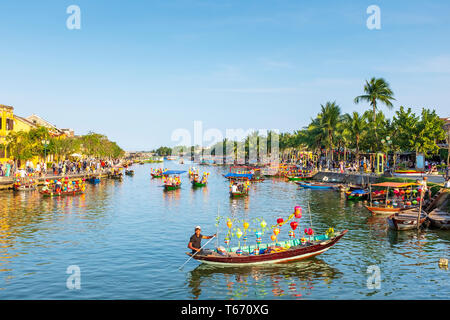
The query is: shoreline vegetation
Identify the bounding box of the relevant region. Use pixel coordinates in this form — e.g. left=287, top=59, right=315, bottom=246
left=149, top=78, right=449, bottom=172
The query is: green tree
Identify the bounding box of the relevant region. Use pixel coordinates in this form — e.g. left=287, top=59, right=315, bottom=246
left=342, top=111, right=367, bottom=163
left=354, top=77, right=395, bottom=123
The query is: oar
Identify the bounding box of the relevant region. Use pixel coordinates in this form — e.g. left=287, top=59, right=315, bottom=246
left=179, top=235, right=216, bottom=270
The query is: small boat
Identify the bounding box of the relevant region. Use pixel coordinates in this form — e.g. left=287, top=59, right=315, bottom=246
left=87, top=177, right=101, bottom=184
left=40, top=189, right=84, bottom=197
left=13, top=183, right=36, bottom=191
left=230, top=190, right=248, bottom=198
left=365, top=182, right=420, bottom=215
left=346, top=189, right=369, bottom=201
left=164, top=184, right=181, bottom=191
left=296, top=181, right=337, bottom=190
left=187, top=230, right=347, bottom=266
left=365, top=205, right=414, bottom=216
left=125, top=170, right=134, bottom=176
left=427, top=209, right=450, bottom=230
left=162, top=170, right=186, bottom=191
left=387, top=208, right=427, bottom=231
left=192, top=181, right=207, bottom=188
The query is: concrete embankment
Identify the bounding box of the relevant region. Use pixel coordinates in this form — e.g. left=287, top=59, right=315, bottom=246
left=0, top=172, right=110, bottom=191
left=312, top=171, right=379, bottom=185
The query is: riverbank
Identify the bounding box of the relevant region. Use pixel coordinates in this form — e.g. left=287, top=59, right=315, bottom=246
left=0, top=171, right=110, bottom=190
left=312, top=170, right=446, bottom=185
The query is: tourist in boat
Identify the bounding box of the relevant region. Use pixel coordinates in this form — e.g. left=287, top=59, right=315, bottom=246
left=187, top=226, right=216, bottom=254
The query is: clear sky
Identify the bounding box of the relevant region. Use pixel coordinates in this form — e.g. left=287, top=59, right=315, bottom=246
left=0, top=0, right=449, bottom=151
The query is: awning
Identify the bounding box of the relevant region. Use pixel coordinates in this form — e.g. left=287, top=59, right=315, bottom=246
left=162, top=170, right=186, bottom=175
left=371, top=182, right=419, bottom=188
left=224, top=173, right=253, bottom=179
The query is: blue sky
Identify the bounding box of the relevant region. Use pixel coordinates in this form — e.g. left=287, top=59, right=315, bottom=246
left=0, top=0, right=449, bottom=151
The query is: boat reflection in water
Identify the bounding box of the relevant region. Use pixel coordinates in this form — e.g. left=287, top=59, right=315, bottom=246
left=186, top=258, right=342, bottom=299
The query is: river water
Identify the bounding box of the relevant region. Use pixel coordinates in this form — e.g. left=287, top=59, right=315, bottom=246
left=0, top=161, right=448, bottom=299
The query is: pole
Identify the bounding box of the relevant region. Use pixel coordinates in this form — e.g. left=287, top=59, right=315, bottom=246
left=417, top=188, right=424, bottom=230
left=179, top=235, right=216, bottom=270
left=308, top=201, right=313, bottom=241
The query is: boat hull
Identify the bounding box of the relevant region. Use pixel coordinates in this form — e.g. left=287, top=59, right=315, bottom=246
left=164, top=185, right=181, bottom=191
left=427, top=210, right=450, bottom=230
left=40, top=190, right=84, bottom=197
left=230, top=191, right=248, bottom=198
left=189, top=230, right=347, bottom=266
left=387, top=211, right=427, bottom=231
left=192, top=182, right=207, bottom=188
left=296, top=182, right=335, bottom=190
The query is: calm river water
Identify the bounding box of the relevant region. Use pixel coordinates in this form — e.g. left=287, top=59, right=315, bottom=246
left=0, top=161, right=448, bottom=299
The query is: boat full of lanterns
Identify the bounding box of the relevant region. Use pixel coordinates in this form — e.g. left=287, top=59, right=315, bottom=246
left=187, top=206, right=347, bottom=266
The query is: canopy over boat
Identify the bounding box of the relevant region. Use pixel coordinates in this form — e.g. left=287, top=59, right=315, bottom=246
left=224, top=173, right=253, bottom=179
left=371, top=182, right=419, bottom=188
left=163, top=170, right=187, bottom=175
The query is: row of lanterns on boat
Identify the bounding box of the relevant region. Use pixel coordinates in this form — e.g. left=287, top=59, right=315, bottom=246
left=222, top=206, right=317, bottom=249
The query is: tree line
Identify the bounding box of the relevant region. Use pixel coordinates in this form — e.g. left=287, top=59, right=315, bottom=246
left=153, top=78, right=447, bottom=164
left=4, top=127, right=125, bottom=165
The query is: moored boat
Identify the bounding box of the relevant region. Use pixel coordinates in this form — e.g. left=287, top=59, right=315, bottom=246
left=40, top=189, right=85, bottom=197
left=187, top=230, right=347, bottom=266
left=427, top=209, right=450, bottom=230
left=296, top=181, right=337, bottom=190
left=87, top=177, right=101, bottom=184
left=125, top=169, right=134, bottom=176
left=387, top=208, right=427, bottom=231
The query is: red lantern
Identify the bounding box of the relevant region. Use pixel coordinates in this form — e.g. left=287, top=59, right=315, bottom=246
left=290, top=221, right=298, bottom=230
left=277, top=218, right=284, bottom=226
left=294, top=206, right=302, bottom=219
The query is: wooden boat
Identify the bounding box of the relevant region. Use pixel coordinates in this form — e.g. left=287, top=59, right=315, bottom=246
left=187, top=230, right=347, bottom=266
left=125, top=170, right=134, bottom=176
left=40, top=189, right=84, bottom=197
left=13, top=183, right=36, bottom=191
left=427, top=209, right=450, bottom=230
left=192, top=181, right=207, bottom=188
left=151, top=173, right=163, bottom=178
left=230, top=190, right=248, bottom=198
left=387, top=209, right=427, bottom=231
left=296, top=181, right=337, bottom=190
left=164, top=184, right=181, bottom=191
left=365, top=205, right=414, bottom=215
left=87, top=177, right=101, bottom=184
left=346, top=189, right=369, bottom=201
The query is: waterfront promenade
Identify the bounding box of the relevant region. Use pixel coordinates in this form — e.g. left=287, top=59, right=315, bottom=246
left=0, top=170, right=110, bottom=190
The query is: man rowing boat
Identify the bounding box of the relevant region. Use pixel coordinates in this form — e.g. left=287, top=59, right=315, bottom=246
left=188, top=226, right=216, bottom=254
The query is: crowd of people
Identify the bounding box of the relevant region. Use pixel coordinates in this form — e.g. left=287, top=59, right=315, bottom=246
left=0, top=159, right=122, bottom=178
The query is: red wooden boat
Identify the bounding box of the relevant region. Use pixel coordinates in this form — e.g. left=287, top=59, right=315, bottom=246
left=187, top=230, right=347, bottom=266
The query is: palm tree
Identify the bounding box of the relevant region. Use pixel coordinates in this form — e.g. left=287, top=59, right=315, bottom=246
left=342, top=111, right=367, bottom=164
left=318, top=101, right=341, bottom=162
left=354, top=77, right=395, bottom=122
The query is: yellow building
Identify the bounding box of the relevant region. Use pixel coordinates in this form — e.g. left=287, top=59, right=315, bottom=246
left=0, top=105, right=62, bottom=166
left=0, top=104, right=16, bottom=162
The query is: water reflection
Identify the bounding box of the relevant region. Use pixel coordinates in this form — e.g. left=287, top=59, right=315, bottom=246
left=186, top=258, right=342, bottom=299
